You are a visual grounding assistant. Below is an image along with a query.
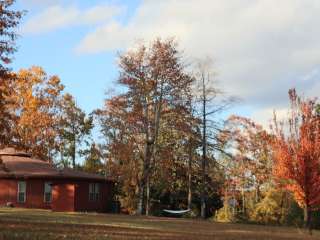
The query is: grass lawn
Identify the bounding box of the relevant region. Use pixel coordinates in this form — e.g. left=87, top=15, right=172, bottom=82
left=0, top=208, right=318, bottom=240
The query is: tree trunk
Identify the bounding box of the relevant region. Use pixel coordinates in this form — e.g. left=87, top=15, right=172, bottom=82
left=187, top=141, right=192, bottom=209
left=201, top=78, right=207, bottom=219
left=255, top=185, right=260, bottom=203
left=304, top=205, right=312, bottom=234
left=71, top=135, right=76, bottom=169
left=277, top=191, right=284, bottom=224
left=200, top=132, right=206, bottom=218
left=137, top=141, right=152, bottom=215
left=144, top=142, right=152, bottom=216
left=241, top=186, right=245, bottom=214
left=137, top=183, right=144, bottom=215
left=146, top=174, right=150, bottom=216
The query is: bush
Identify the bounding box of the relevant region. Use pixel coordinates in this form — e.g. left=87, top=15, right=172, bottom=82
left=215, top=205, right=236, bottom=222
left=312, top=210, right=320, bottom=229
left=183, top=204, right=200, bottom=218
left=285, top=200, right=303, bottom=227
left=285, top=203, right=320, bottom=229
left=250, top=189, right=285, bottom=224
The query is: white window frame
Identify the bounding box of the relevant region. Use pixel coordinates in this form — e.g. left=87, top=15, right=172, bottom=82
left=44, top=182, right=52, bottom=203
left=89, top=183, right=100, bottom=202
left=17, top=181, right=26, bottom=203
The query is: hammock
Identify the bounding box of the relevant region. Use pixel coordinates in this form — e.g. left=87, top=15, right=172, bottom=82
left=163, top=209, right=191, bottom=214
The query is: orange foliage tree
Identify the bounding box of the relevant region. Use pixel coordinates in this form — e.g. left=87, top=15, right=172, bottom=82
left=272, top=89, right=320, bottom=229
left=9, top=66, right=64, bottom=160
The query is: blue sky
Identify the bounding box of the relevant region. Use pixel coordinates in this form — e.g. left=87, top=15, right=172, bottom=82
left=13, top=0, right=141, bottom=114
left=11, top=0, right=320, bottom=130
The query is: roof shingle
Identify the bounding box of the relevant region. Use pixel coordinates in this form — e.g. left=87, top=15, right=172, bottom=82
left=0, top=148, right=112, bottom=182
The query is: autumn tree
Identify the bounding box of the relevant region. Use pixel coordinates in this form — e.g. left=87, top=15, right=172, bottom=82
left=272, top=88, right=320, bottom=231
left=96, top=96, right=143, bottom=213
left=0, top=0, right=23, bottom=146
left=58, top=93, right=93, bottom=168
left=185, top=100, right=201, bottom=210
left=98, top=39, right=193, bottom=215
left=222, top=116, right=273, bottom=215
left=9, top=66, right=64, bottom=160
left=83, top=143, right=104, bottom=174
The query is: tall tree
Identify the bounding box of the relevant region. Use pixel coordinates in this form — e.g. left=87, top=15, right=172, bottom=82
left=192, top=57, right=228, bottom=218
left=0, top=0, right=23, bottom=147
left=10, top=66, right=64, bottom=160
left=122, top=39, right=192, bottom=215
left=272, top=88, right=320, bottom=232
left=58, top=93, right=93, bottom=168
left=0, top=0, right=23, bottom=74
left=98, top=39, right=193, bottom=215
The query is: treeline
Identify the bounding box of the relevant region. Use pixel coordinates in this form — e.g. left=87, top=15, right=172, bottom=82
left=1, top=0, right=320, bottom=231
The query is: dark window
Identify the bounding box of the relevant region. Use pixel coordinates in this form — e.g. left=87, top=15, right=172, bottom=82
left=89, top=183, right=100, bottom=201
left=44, top=182, right=52, bottom=203
left=17, top=181, right=26, bottom=203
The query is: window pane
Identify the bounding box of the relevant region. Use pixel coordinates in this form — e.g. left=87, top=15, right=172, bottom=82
left=44, top=182, right=52, bottom=193
left=89, top=183, right=100, bottom=201
left=95, top=183, right=100, bottom=194
left=44, top=182, right=52, bottom=203
left=89, top=183, right=93, bottom=193
left=17, top=181, right=26, bottom=203
left=45, top=193, right=51, bottom=203
left=18, top=181, right=26, bottom=192
left=19, top=193, right=25, bottom=202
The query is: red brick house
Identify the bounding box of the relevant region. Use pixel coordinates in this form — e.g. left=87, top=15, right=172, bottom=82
left=0, top=148, right=114, bottom=212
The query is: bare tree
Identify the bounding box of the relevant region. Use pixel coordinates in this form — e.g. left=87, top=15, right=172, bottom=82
left=192, top=57, right=232, bottom=218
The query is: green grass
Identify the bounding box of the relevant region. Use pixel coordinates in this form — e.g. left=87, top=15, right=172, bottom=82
left=0, top=208, right=318, bottom=240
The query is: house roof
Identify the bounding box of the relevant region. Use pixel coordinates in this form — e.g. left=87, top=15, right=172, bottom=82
left=0, top=148, right=112, bottom=182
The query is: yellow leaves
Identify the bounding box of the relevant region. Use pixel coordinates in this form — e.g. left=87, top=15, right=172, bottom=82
left=8, top=66, right=65, bottom=160
left=250, top=188, right=285, bottom=224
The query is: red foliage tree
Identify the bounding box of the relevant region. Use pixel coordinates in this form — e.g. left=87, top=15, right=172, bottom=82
left=272, top=89, right=320, bottom=230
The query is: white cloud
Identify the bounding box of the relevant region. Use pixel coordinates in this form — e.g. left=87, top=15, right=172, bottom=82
left=20, top=0, right=64, bottom=7
left=75, top=0, right=320, bottom=110
left=22, top=3, right=125, bottom=34
left=250, top=107, right=289, bottom=130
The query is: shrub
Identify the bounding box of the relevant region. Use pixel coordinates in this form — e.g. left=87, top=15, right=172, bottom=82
left=285, top=200, right=304, bottom=227
left=250, top=189, right=285, bottom=224
left=215, top=205, right=236, bottom=222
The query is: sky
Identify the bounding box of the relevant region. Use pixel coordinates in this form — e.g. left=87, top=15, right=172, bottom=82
left=11, top=0, right=320, bottom=130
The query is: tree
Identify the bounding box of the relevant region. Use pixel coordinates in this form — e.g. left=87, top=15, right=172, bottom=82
left=0, top=0, right=23, bottom=146
left=223, top=115, right=273, bottom=214
left=58, top=93, right=93, bottom=168
left=192, top=57, right=229, bottom=218
left=272, top=88, right=320, bottom=232
left=9, top=66, right=64, bottom=160
left=120, top=39, right=193, bottom=215
left=83, top=143, right=103, bottom=174
left=96, top=95, right=144, bottom=213
left=0, top=0, right=23, bottom=73
left=98, top=39, right=193, bottom=215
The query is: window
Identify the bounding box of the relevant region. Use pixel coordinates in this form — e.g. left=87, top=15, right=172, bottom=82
left=89, top=183, right=100, bottom=201
left=17, top=181, right=26, bottom=203
left=44, top=182, right=52, bottom=203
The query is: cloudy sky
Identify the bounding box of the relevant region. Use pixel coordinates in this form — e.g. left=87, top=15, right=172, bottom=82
left=13, top=0, right=320, bottom=128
